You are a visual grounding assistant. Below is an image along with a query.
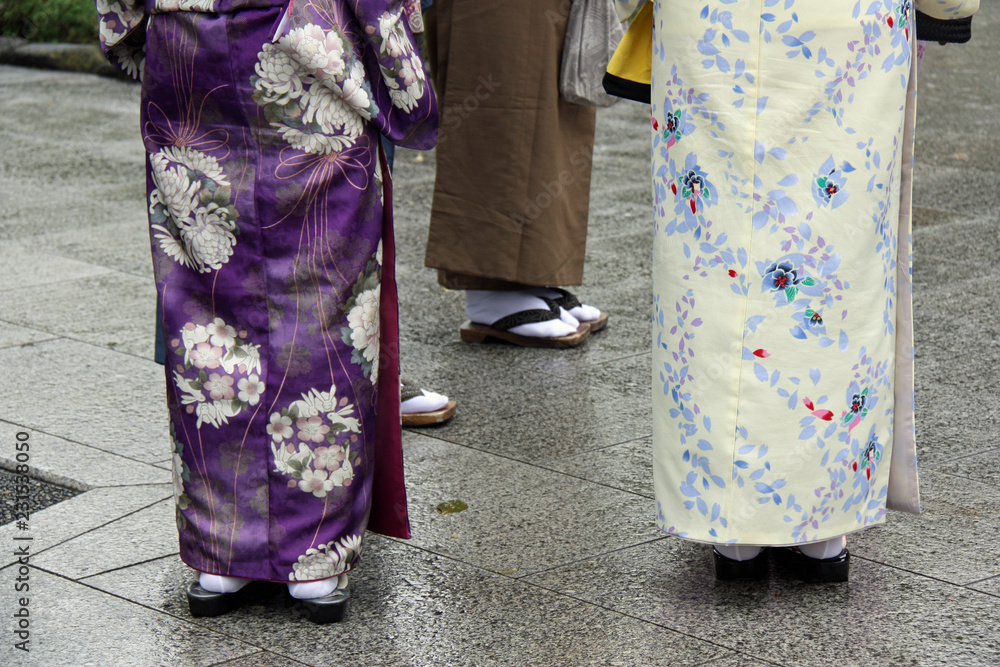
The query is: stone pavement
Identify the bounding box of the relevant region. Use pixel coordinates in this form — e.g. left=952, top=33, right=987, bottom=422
left=0, top=7, right=998, bottom=665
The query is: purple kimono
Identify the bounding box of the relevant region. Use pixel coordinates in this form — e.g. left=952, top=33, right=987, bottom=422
left=97, top=0, right=437, bottom=582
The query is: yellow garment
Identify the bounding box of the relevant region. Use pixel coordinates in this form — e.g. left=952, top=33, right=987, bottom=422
left=603, top=2, right=652, bottom=103
left=614, top=0, right=978, bottom=546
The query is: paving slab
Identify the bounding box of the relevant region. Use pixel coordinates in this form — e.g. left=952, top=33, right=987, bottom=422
left=35, top=498, right=177, bottom=580
left=210, top=652, right=312, bottom=667
left=0, top=69, right=143, bottom=242
left=540, top=435, right=655, bottom=499
left=911, top=164, right=1000, bottom=219
left=967, top=574, right=1000, bottom=598
left=0, top=270, right=157, bottom=359
left=0, top=240, right=113, bottom=291
left=0, top=421, right=170, bottom=489
left=0, top=484, right=170, bottom=569
left=1, top=568, right=262, bottom=667
left=401, top=431, right=663, bottom=576
left=927, top=446, right=1000, bottom=486
left=397, top=338, right=592, bottom=419
left=699, top=656, right=779, bottom=667
left=415, top=352, right=652, bottom=463
left=915, top=25, right=1000, bottom=176
left=85, top=535, right=734, bottom=667
left=912, top=280, right=1000, bottom=466
left=0, top=339, right=171, bottom=464
left=912, top=215, right=1000, bottom=293
left=0, top=321, right=56, bottom=350
left=848, top=470, right=1000, bottom=586
left=526, top=537, right=1000, bottom=667
left=32, top=220, right=155, bottom=279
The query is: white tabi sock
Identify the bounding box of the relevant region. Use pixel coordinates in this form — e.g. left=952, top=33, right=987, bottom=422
left=465, top=290, right=579, bottom=338
left=798, top=535, right=846, bottom=560
left=400, top=386, right=450, bottom=414
left=287, top=573, right=346, bottom=600
left=528, top=287, right=602, bottom=323
left=199, top=572, right=251, bottom=594
left=715, top=544, right=764, bottom=561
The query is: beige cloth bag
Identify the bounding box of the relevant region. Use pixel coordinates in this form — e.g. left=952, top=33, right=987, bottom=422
left=559, top=0, right=625, bottom=107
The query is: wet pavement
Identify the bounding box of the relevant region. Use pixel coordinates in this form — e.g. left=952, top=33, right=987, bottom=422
left=0, top=5, right=998, bottom=665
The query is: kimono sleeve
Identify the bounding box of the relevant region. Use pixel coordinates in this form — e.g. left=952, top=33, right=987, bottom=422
left=279, top=0, right=437, bottom=150
left=346, top=0, right=437, bottom=149
left=95, top=0, right=147, bottom=80
left=915, top=0, right=979, bottom=43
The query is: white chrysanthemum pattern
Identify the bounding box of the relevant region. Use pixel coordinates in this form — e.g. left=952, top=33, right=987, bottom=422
left=341, top=245, right=382, bottom=384
left=252, top=24, right=378, bottom=155
left=148, top=146, right=238, bottom=273
left=289, top=533, right=363, bottom=582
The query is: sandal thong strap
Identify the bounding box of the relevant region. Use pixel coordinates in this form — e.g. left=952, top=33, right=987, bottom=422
left=400, top=378, right=423, bottom=403
left=547, top=287, right=582, bottom=311
left=489, top=299, right=561, bottom=332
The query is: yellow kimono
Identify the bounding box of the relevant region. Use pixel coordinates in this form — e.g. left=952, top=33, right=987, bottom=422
left=614, top=0, right=979, bottom=545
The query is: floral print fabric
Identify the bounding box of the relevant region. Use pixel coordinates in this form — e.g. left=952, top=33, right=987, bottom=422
left=614, top=0, right=976, bottom=546
left=99, top=1, right=436, bottom=580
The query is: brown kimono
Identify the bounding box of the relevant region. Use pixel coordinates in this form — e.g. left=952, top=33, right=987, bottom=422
left=423, top=0, right=598, bottom=290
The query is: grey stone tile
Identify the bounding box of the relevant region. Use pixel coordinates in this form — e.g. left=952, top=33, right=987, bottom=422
left=912, top=215, right=1000, bottom=293
left=526, top=537, right=1000, bottom=667
left=0, top=70, right=144, bottom=242
left=912, top=205, right=962, bottom=229
left=86, top=535, right=729, bottom=667
left=849, top=470, right=1000, bottom=586
left=0, top=241, right=112, bottom=291
left=586, top=188, right=655, bottom=242
left=911, top=164, right=1000, bottom=218
left=36, top=220, right=154, bottom=279
left=400, top=432, right=662, bottom=576
left=0, top=320, right=56, bottom=350
left=540, top=436, right=654, bottom=499
left=0, top=484, right=171, bottom=569
left=912, top=282, right=1000, bottom=467
left=698, top=656, right=776, bottom=667
left=421, top=353, right=652, bottom=463
left=967, top=574, right=1000, bottom=598
left=0, top=339, right=171, bottom=464
left=915, top=35, right=1000, bottom=176
left=210, top=652, right=311, bottom=667
left=74, top=553, right=194, bottom=616
left=397, top=339, right=584, bottom=419
left=0, top=421, right=171, bottom=489
left=0, top=271, right=156, bottom=358
left=2, top=569, right=260, bottom=667
left=927, top=447, right=1000, bottom=486
left=35, top=498, right=176, bottom=580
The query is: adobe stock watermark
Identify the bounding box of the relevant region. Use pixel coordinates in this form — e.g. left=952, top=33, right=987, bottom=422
left=438, top=74, right=501, bottom=144
left=518, top=145, right=594, bottom=227
left=9, top=430, right=33, bottom=653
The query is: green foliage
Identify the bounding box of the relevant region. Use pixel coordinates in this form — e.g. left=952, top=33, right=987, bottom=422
left=0, top=0, right=98, bottom=44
